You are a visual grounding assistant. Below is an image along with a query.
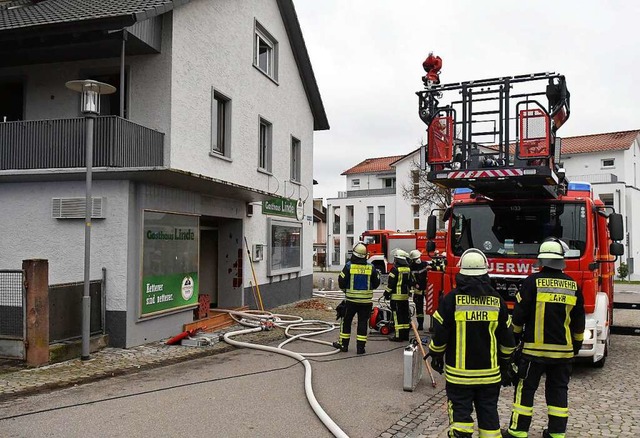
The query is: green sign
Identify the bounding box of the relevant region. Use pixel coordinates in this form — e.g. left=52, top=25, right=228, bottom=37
left=141, top=211, right=199, bottom=317
left=262, top=198, right=303, bottom=220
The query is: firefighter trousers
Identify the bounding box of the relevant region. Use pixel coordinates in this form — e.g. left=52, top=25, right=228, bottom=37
left=446, top=382, right=501, bottom=437
left=506, top=359, right=572, bottom=437
left=412, top=291, right=425, bottom=329
left=390, top=299, right=410, bottom=340
left=339, top=301, right=373, bottom=348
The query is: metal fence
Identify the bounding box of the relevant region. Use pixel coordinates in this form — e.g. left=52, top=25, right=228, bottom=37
left=49, top=269, right=106, bottom=343
left=0, top=270, right=25, bottom=359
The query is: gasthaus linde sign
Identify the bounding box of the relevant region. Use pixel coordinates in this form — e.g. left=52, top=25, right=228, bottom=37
left=141, top=211, right=199, bottom=317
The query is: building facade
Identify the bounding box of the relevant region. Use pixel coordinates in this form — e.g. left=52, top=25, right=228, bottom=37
left=0, top=0, right=328, bottom=347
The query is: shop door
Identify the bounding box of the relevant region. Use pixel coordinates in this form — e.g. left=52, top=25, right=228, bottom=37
left=199, top=228, right=219, bottom=307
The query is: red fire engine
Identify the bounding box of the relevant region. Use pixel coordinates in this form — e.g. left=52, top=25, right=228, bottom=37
left=360, top=229, right=445, bottom=274
left=417, top=65, right=624, bottom=367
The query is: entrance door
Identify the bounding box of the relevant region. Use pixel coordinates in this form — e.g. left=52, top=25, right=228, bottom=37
left=200, top=228, right=219, bottom=308
left=0, top=81, right=24, bottom=122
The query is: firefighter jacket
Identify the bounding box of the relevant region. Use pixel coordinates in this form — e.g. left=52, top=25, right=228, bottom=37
left=429, top=273, right=515, bottom=385
left=385, top=259, right=411, bottom=301
left=410, top=259, right=429, bottom=295
left=512, top=267, right=586, bottom=362
left=338, top=256, right=381, bottom=304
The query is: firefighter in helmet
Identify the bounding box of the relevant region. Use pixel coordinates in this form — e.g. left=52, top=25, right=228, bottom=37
left=427, top=248, right=515, bottom=438
left=332, top=242, right=381, bottom=355
left=502, top=238, right=585, bottom=438
left=385, top=249, right=412, bottom=342
left=409, top=249, right=428, bottom=331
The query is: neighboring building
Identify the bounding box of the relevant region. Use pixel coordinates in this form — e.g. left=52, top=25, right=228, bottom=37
left=312, top=198, right=327, bottom=268
left=0, top=0, right=328, bottom=347
left=326, top=154, right=426, bottom=268
left=561, top=129, right=640, bottom=279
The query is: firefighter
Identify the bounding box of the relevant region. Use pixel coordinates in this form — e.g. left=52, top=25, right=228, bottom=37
left=502, top=238, right=585, bottom=438
left=427, top=248, right=515, bottom=438
left=332, top=242, right=381, bottom=355
left=409, top=249, right=428, bottom=331
left=384, top=249, right=412, bottom=342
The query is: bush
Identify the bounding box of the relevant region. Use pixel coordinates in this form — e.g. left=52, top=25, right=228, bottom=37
left=618, top=262, right=629, bottom=281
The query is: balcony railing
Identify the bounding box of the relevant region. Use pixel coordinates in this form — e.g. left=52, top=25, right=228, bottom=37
left=346, top=222, right=354, bottom=234
left=570, top=174, right=618, bottom=184
left=333, top=223, right=340, bottom=234
left=345, top=187, right=396, bottom=197
left=0, top=116, right=164, bottom=170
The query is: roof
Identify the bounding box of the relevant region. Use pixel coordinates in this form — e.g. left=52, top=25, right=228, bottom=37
left=561, top=129, right=639, bottom=155
left=0, top=0, right=188, bottom=33
left=341, top=155, right=405, bottom=176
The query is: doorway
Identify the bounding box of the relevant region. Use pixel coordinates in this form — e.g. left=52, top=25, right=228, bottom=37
left=200, top=227, right=219, bottom=308
left=0, top=80, right=24, bottom=121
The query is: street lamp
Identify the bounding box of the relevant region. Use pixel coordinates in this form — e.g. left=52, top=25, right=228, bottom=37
left=65, top=80, right=116, bottom=360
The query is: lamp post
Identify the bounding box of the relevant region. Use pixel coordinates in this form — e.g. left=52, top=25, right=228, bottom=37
left=65, top=80, right=116, bottom=360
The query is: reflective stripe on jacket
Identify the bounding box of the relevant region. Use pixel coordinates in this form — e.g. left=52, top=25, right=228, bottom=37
left=338, top=260, right=380, bottom=304
left=386, top=266, right=411, bottom=300
left=513, top=268, right=586, bottom=361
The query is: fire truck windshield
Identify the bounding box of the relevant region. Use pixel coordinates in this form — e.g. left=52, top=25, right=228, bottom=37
left=450, top=202, right=587, bottom=258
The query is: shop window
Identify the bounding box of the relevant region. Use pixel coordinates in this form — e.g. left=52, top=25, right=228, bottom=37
left=268, top=219, right=302, bottom=275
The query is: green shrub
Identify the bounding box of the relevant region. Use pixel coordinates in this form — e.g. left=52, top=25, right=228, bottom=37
left=618, top=262, right=629, bottom=281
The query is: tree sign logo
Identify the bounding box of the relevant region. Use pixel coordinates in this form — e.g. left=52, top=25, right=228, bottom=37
left=181, top=276, right=194, bottom=301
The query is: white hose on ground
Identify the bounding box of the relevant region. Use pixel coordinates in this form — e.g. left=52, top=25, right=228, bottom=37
left=223, top=324, right=349, bottom=438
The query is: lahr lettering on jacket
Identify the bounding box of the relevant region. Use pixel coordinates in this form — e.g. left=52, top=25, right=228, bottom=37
left=455, top=310, right=499, bottom=321
left=535, top=278, right=577, bottom=290
left=455, top=295, right=500, bottom=307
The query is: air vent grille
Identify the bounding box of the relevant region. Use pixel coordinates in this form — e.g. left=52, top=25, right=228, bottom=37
left=52, top=197, right=106, bottom=219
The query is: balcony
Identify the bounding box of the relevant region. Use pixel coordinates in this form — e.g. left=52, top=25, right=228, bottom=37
left=0, top=116, right=164, bottom=170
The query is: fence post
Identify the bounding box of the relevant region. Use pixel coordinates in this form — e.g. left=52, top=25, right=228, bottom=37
left=23, top=259, right=49, bottom=366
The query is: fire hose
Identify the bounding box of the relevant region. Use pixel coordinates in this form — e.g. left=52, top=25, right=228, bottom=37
left=217, top=309, right=349, bottom=438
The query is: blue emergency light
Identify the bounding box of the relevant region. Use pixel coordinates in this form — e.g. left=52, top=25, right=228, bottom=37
left=453, top=188, right=473, bottom=195
left=567, top=182, right=591, bottom=192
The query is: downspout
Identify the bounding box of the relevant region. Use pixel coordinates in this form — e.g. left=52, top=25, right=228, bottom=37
left=120, top=30, right=128, bottom=118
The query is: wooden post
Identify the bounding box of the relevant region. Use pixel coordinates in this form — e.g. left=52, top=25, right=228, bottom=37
left=23, top=259, right=49, bottom=367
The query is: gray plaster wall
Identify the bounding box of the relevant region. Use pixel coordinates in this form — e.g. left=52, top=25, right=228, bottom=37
left=244, top=273, right=313, bottom=310
left=0, top=180, right=131, bottom=312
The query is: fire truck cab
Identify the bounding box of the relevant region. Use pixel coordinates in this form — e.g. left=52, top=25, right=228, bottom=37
left=418, top=70, right=625, bottom=367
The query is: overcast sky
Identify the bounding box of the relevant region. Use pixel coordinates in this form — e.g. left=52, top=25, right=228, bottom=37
left=293, top=0, right=640, bottom=202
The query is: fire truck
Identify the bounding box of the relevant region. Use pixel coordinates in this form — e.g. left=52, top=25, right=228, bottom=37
left=360, top=229, right=445, bottom=274
left=417, top=67, right=624, bottom=367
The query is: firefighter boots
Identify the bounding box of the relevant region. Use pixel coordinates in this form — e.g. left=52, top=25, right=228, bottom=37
left=332, top=341, right=348, bottom=352
left=356, top=341, right=366, bottom=355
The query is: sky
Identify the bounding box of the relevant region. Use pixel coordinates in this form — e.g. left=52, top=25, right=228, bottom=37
left=293, top=0, right=640, bottom=202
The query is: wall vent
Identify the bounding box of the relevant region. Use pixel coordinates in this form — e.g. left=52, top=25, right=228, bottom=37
left=52, top=197, right=106, bottom=219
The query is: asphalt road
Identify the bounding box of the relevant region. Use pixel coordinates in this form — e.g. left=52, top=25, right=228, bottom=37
left=0, top=330, right=443, bottom=438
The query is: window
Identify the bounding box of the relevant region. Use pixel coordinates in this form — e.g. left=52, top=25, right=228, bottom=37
left=601, top=158, right=615, bottom=168
left=258, top=118, right=272, bottom=171
left=211, top=89, right=231, bottom=158
left=352, top=179, right=360, bottom=188
left=268, top=219, right=301, bottom=275
left=378, top=206, right=385, bottom=230
left=412, top=171, right=420, bottom=197
left=254, top=21, right=278, bottom=81
left=384, top=178, right=396, bottom=188
left=413, top=204, right=420, bottom=230
left=600, top=193, right=614, bottom=207
left=367, top=206, right=374, bottom=230
left=86, top=72, right=127, bottom=117
left=291, top=136, right=301, bottom=182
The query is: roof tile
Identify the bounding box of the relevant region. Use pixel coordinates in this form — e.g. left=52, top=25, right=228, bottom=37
left=561, top=129, right=639, bottom=154
left=341, top=155, right=404, bottom=176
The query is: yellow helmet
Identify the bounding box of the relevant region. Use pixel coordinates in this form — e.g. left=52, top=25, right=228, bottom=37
left=537, top=238, right=567, bottom=269
left=458, top=248, right=489, bottom=276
